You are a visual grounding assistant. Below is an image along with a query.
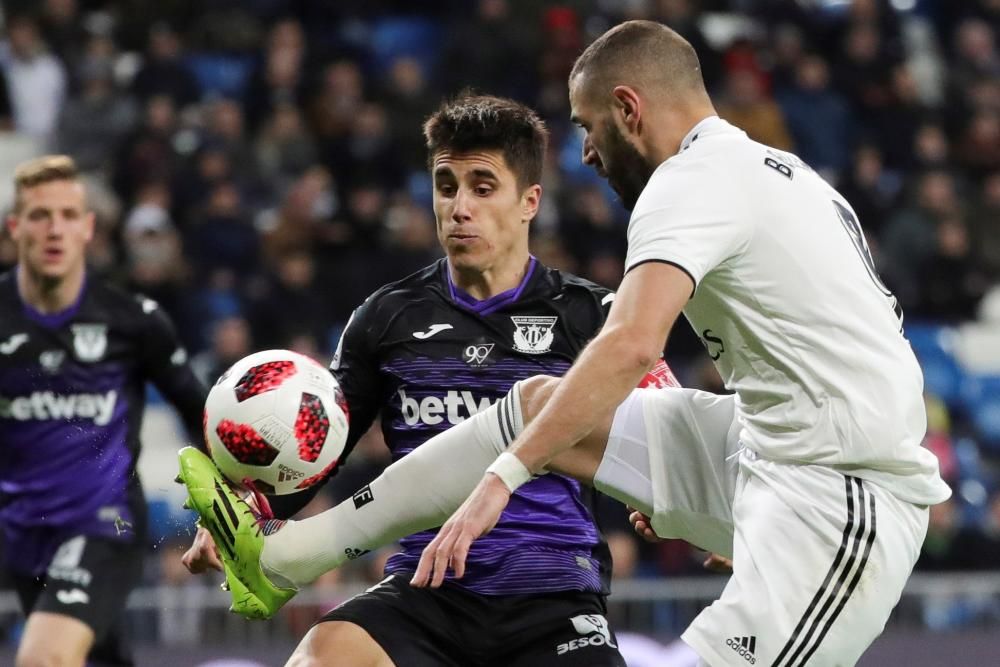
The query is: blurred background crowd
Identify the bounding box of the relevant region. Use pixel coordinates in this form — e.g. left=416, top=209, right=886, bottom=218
left=0, top=0, right=999, bottom=647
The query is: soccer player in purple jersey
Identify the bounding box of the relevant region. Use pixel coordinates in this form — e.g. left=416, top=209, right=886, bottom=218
left=181, top=95, right=687, bottom=666
left=0, top=156, right=206, bottom=667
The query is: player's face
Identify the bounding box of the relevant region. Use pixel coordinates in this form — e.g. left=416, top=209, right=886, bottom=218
left=6, top=179, right=94, bottom=282
left=431, top=150, right=539, bottom=273
left=570, top=81, right=656, bottom=211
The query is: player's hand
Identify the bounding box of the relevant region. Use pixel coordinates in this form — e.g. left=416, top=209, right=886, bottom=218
left=628, top=506, right=662, bottom=543
left=411, top=474, right=511, bottom=588
left=182, top=525, right=223, bottom=574
left=703, top=553, right=734, bottom=574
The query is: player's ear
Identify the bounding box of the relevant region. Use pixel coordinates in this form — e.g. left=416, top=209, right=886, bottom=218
left=83, top=211, right=96, bottom=243
left=612, top=85, right=641, bottom=133
left=520, top=184, right=541, bottom=223
left=4, top=214, right=18, bottom=240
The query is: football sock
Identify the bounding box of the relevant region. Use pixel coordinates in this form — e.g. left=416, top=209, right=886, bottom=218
left=260, top=382, right=525, bottom=587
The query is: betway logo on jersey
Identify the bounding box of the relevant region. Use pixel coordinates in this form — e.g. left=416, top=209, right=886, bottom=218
left=398, top=388, right=493, bottom=426
left=0, top=390, right=118, bottom=426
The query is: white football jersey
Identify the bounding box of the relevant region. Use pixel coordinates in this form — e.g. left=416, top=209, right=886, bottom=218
left=625, top=116, right=949, bottom=505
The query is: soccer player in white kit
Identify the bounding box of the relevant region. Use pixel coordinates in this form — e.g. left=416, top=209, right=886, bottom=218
left=183, top=19, right=950, bottom=667
left=408, top=20, right=951, bottom=667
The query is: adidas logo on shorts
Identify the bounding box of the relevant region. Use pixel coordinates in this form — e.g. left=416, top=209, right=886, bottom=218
left=726, top=636, right=757, bottom=664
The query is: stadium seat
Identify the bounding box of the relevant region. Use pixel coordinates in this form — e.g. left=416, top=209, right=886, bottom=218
left=185, top=54, right=255, bottom=99
left=962, top=375, right=1000, bottom=451
left=905, top=322, right=965, bottom=407
left=368, top=17, right=442, bottom=76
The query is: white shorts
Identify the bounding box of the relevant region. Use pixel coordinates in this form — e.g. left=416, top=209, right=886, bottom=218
left=595, top=387, right=930, bottom=667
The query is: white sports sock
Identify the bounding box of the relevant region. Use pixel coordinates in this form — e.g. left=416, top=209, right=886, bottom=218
left=261, top=383, right=524, bottom=587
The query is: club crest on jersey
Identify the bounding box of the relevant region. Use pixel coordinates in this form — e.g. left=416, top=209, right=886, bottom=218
left=511, top=316, right=557, bottom=354
left=71, top=324, right=107, bottom=362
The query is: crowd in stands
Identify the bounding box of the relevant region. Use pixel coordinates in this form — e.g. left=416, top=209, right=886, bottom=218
left=0, top=0, right=998, bottom=586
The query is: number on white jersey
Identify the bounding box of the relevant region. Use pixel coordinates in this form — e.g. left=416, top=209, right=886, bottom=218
left=832, top=200, right=903, bottom=329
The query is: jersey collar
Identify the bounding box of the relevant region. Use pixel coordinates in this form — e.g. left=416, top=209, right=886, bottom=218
left=678, top=115, right=725, bottom=153
left=15, top=267, right=89, bottom=328
left=446, top=256, right=538, bottom=316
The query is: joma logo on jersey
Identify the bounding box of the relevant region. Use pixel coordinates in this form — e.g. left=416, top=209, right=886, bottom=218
left=0, top=390, right=118, bottom=425
left=398, top=388, right=493, bottom=426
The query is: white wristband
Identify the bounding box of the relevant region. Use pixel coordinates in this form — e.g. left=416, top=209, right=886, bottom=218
left=486, top=452, right=533, bottom=493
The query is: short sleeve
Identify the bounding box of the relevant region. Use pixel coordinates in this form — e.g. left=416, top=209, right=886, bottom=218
left=328, top=296, right=384, bottom=463
left=624, top=164, right=751, bottom=289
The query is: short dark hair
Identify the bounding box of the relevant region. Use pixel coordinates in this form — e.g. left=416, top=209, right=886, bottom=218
left=570, top=20, right=705, bottom=101
left=423, top=94, right=548, bottom=189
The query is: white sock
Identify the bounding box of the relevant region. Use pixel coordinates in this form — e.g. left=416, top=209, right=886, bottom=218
left=261, top=384, right=524, bottom=587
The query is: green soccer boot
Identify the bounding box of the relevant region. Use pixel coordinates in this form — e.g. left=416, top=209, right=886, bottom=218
left=176, top=446, right=296, bottom=619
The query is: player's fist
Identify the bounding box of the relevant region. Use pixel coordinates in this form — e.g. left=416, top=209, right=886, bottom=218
left=182, top=525, right=223, bottom=574
left=627, top=506, right=662, bottom=543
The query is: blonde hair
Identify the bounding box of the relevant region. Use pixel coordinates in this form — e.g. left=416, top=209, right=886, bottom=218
left=13, top=155, right=81, bottom=212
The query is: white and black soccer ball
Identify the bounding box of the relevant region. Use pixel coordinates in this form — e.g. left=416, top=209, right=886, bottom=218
left=203, top=349, right=349, bottom=495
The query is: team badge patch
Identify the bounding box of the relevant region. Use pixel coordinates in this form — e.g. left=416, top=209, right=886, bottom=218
left=511, top=316, right=557, bottom=354
left=71, top=324, right=108, bottom=362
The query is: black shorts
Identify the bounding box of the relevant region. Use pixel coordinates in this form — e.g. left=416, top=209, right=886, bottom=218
left=318, top=574, right=627, bottom=667
left=11, top=535, right=143, bottom=667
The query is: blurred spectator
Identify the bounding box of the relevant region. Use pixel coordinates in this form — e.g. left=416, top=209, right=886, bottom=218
left=536, top=6, right=583, bottom=119
left=57, top=50, right=137, bottom=172
left=880, top=170, right=963, bottom=309
left=776, top=54, right=854, bottom=178
left=653, top=0, right=722, bottom=90
left=248, top=251, right=329, bottom=349
left=561, top=185, right=627, bottom=278
left=955, top=110, right=1000, bottom=181
left=259, top=165, right=339, bottom=264
left=832, top=20, right=897, bottom=126
left=308, top=59, right=364, bottom=144
left=768, top=23, right=806, bottom=92
left=868, top=66, right=933, bottom=170
left=439, top=0, right=537, bottom=101
left=254, top=103, right=319, bottom=194
left=131, top=22, right=200, bottom=108
left=949, top=19, right=999, bottom=101
left=243, top=18, right=307, bottom=132
left=187, top=182, right=260, bottom=277
left=837, top=145, right=901, bottom=238
left=913, top=215, right=989, bottom=321
left=39, top=0, right=87, bottom=71
left=113, top=94, right=181, bottom=202
left=123, top=184, right=190, bottom=311
left=911, top=121, right=951, bottom=171
left=379, top=56, right=436, bottom=172
left=380, top=195, right=441, bottom=280
left=716, top=69, right=793, bottom=151
left=173, top=145, right=234, bottom=223
left=190, top=316, right=254, bottom=387
left=1, top=14, right=67, bottom=140
left=969, top=171, right=1000, bottom=279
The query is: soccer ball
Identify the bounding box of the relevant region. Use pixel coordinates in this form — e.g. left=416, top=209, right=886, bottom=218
left=204, top=349, right=349, bottom=495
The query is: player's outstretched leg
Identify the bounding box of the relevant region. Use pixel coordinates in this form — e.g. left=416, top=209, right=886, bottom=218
left=176, top=446, right=296, bottom=619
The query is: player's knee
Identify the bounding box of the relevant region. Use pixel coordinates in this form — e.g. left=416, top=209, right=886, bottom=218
left=286, top=621, right=394, bottom=667
left=517, top=375, right=559, bottom=423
